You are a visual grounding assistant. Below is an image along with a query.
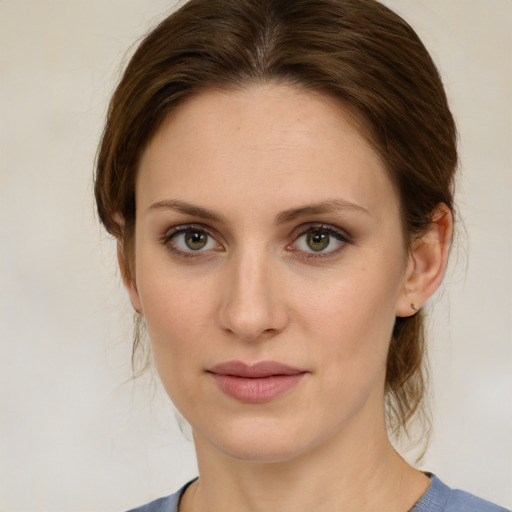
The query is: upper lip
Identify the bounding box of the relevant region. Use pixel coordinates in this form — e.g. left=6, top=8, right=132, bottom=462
left=208, top=360, right=308, bottom=378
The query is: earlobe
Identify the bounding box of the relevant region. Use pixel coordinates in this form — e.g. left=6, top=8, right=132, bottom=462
left=396, top=204, right=453, bottom=317
left=117, top=242, right=143, bottom=314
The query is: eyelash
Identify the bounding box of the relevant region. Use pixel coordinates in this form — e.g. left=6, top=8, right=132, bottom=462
left=160, top=223, right=352, bottom=260
left=160, top=224, right=223, bottom=259
left=288, top=223, right=352, bottom=260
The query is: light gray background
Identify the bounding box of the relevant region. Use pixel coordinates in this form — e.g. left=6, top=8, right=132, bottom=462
left=1, top=1, right=511, bottom=510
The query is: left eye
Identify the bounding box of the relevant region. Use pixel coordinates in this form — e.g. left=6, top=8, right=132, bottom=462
left=292, top=226, right=348, bottom=254
left=166, top=227, right=219, bottom=252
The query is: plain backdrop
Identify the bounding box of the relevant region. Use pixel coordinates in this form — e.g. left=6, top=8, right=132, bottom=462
left=1, top=1, right=511, bottom=510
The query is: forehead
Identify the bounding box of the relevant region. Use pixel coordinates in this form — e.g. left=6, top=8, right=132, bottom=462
left=136, top=84, right=398, bottom=219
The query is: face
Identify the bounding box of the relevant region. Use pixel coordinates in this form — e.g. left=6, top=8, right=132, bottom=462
left=128, top=85, right=412, bottom=464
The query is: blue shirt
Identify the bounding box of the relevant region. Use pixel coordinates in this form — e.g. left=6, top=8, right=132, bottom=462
left=126, top=475, right=509, bottom=512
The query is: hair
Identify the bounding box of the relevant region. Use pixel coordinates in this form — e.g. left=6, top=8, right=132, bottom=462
left=95, top=0, right=457, bottom=442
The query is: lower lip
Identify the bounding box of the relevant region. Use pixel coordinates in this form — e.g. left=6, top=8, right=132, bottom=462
left=209, top=373, right=307, bottom=403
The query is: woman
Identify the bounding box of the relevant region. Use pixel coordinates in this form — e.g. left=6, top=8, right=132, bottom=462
left=94, top=0, right=508, bottom=510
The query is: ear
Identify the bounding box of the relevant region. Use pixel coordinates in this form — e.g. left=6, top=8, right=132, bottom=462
left=117, top=242, right=143, bottom=314
left=395, top=203, right=453, bottom=317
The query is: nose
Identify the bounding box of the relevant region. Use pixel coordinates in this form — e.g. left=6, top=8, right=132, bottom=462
left=218, top=249, right=289, bottom=342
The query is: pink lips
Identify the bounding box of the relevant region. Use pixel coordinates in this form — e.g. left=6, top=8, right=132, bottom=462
left=207, top=361, right=308, bottom=403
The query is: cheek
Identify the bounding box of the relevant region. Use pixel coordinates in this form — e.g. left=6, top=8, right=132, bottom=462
left=140, top=281, right=211, bottom=411
left=135, top=259, right=216, bottom=376
left=292, top=261, right=402, bottom=380
left=297, top=264, right=401, bottom=342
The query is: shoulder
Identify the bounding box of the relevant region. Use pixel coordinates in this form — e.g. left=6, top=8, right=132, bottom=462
left=125, top=494, right=178, bottom=512
left=412, top=475, right=509, bottom=512
left=445, top=489, right=510, bottom=512
left=125, top=481, right=190, bottom=512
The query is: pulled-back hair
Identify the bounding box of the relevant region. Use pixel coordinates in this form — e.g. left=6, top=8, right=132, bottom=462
left=95, top=0, right=457, bottom=441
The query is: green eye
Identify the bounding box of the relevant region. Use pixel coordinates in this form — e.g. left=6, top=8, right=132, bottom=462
left=184, top=231, right=208, bottom=250
left=292, top=225, right=350, bottom=257
left=306, top=230, right=330, bottom=251
left=164, top=226, right=219, bottom=255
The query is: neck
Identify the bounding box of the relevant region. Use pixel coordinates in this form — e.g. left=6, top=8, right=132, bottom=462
left=180, top=418, right=429, bottom=512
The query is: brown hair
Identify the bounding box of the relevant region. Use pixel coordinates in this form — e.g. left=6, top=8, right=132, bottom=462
left=95, top=0, right=457, bottom=440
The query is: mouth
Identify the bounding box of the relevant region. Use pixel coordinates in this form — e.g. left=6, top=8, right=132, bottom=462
left=207, top=360, right=308, bottom=403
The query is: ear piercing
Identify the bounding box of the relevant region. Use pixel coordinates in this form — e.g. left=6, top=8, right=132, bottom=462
left=411, top=303, right=420, bottom=311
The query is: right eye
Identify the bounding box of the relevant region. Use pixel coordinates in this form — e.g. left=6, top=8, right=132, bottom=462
left=163, top=225, right=222, bottom=257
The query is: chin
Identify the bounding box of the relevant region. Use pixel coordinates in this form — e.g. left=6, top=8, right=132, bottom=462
left=194, top=414, right=335, bottom=465
left=217, top=436, right=308, bottom=464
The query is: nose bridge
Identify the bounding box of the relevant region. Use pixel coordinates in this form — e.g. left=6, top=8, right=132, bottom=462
left=218, top=242, right=286, bottom=341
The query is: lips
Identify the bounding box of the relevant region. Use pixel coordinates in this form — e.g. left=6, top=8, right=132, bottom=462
left=207, top=360, right=308, bottom=403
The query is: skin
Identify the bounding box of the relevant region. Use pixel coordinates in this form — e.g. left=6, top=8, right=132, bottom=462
left=121, top=85, right=452, bottom=512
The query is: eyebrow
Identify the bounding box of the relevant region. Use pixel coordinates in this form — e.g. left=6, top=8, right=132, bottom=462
left=148, top=199, right=225, bottom=222
left=275, top=199, right=369, bottom=223
left=147, top=198, right=369, bottom=223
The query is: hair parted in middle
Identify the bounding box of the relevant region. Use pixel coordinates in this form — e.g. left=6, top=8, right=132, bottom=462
left=95, top=0, right=457, bottom=444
